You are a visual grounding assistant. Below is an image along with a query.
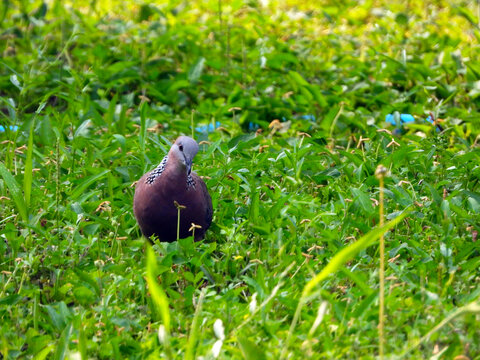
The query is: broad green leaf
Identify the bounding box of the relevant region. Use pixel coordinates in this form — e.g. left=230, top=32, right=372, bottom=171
left=33, top=345, right=55, bottom=360
left=10, top=74, right=22, bottom=90
left=70, top=169, right=110, bottom=200
left=351, top=187, right=374, bottom=215
left=468, top=197, right=480, bottom=213
left=74, top=119, right=93, bottom=138
left=238, top=335, right=266, bottom=360
left=73, top=268, right=100, bottom=295
left=0, top=162, right=27, bottom=221
left=73, top=286, right=96, bottom=306
left=0, top=294, right=22, bottom=306
left=44, top=304, right=68, bottom=331
left=188, top=57, right=205, bottom=83
left=441, top=199, right=451, bottom=218
left=53, top=323, right=72, bottom=360
left=307, top=84, right=327, bottom=107
left=39, top=116, right=55, bottom=146
left=249, top=190, right=259, bottom=223
left=288, top=70, right=309, bottom=87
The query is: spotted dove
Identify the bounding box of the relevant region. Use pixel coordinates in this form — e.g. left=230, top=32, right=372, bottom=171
left=133, top=136, right=213, bottom=242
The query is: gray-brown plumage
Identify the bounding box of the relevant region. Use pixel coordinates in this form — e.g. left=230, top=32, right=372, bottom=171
left=133, top=136, right=213, bottom=242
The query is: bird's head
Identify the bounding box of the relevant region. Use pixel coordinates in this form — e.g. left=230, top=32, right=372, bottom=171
left=169, top=136, right=199, bottom=175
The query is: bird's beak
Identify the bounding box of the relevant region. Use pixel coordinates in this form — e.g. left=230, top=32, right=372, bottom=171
left=184, top=153, right=192, bottom=175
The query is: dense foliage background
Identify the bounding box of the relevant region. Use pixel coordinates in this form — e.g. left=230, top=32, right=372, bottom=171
left=1, top=0, right=480, bottom=358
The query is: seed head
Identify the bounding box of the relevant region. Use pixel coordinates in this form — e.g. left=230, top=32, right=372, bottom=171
left=375, top=165, right=389, bottom=179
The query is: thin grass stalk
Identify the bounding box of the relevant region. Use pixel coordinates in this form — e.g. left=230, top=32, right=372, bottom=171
left=33, top=293, right=38, bottom=331
left=376, top=164, right=387, bottom=359
left=329, top=102, right=344, bottom=139
left=139, top=102, right=147, bottom=172
left=185, top=288, right=206, bottom=360
left=17, top=268, right=27, bottom=294
left=191, top=110, right=195, bottom=139
left=177, top=207, right=180, bottom=240
left=0, top=262, right=19, bottom=297
left=23, top=102, right=44, bottom=246
left=174, top=201, right=185, bottom=241
left=56, top=137, right=60, bottom=244
left=379, top=180, right=385, bottom=359
left=24, top=120, right=34, bottom=214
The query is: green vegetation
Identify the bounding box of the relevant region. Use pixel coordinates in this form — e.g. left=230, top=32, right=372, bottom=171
left=1, top=0, right=480, bottom=358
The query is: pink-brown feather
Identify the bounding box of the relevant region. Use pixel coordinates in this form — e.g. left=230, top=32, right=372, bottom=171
left=133, top=137, right=212, bottom=242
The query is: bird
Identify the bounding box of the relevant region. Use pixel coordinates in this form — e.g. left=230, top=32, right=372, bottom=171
left=133, top=136, right=213, bottom=242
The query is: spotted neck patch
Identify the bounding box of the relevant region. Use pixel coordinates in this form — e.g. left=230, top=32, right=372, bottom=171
left=187, top=174, right=196, bottom=189
left=145, top=155, right=197, bottom=189
left=145, top=155, right=168, bottom=184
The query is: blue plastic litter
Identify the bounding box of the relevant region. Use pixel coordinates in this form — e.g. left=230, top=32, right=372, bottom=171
left=0, top=125, right=19, bottom=132
left=195, top=121, right=222, bottom=134
left=386, top=113, right=441, bottom=132
left=194, top=114, right=315, bottom=134
left=195, top=121, right=261, bottom=133
left=385, top=113, right=415, bottom=125
left=299, top=114, right=316, bottom=121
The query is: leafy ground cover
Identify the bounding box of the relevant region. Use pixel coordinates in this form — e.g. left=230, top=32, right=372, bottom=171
left=1, top=0, right=480, bottom=358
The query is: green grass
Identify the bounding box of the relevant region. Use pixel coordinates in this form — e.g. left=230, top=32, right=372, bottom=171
left=1, top=0, right=480, bottom=358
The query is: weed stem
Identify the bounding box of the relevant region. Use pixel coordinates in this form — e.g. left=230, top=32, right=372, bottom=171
left=376, top=165, right=388, bottom=359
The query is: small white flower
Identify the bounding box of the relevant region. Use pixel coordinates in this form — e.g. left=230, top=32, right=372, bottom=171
left=68, top=352, right=82, bottom=360
left=211, top=339, right=223, bottom=358
left=286, top=10, right=306, bottom=21
left=157, top=325, right=166, bottom=344
left=309, top=301, right=328, bottom=336
left=260, top=56, right=267, bottom=68
left=213, top=319, right=225, bottom=340
left=249, top=292, right=257, bottom=314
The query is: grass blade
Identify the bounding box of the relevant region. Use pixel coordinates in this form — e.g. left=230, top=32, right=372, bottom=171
left=70, top=169, right=110, bottom=200
left=78, top=322, right=87, bottom=360
left=53, top=323, right=72, bottom=360
left=32, top=344, right=55, bottom=360
left=24, top=120, right=34, bottom=213
left=139, top=102, right=147, bottom=172
left=304, top=212, right=407, bottom=296
left=399, top=299, right=480, bottom=358
left=0, top=161, right=27, bottom=221
left=146, top=244, right=173, bottom=359
left=281, top=211, right=408, bottom=359
left=238, top=334, right=266, bottom=360
left=185, top=288, right=206, bottom=360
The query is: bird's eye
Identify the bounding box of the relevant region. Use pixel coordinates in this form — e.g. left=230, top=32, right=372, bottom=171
left=179, top=144, right=184, bottom=151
